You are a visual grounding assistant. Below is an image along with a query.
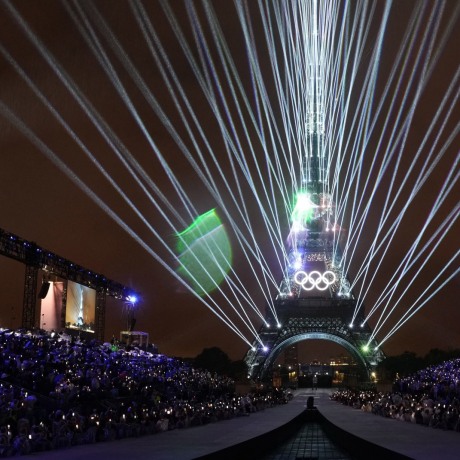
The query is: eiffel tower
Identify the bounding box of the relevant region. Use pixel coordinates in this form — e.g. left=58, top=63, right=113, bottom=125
left=244, top=172, right=386, bottom=381
left=244, top=7, right=385, bottom=381
left=244, top=214, right=385, bottom=381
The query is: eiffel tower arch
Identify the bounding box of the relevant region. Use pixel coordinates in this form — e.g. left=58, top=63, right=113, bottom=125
left=244, top=4, right=385, bottom=381
left=244, top=295, right=385, bottom=381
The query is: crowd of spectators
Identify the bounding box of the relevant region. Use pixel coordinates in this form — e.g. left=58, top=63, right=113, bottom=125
left=0, top=328, right=291, bottom=457
left=331, top=358, right=460, bottom=432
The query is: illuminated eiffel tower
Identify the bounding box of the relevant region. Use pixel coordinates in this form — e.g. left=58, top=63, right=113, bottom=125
left=244, top=4, right=385, bottom=381
left=244, top=185, right=385, bottom=380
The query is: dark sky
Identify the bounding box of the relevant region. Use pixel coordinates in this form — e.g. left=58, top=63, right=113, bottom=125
left=0, top=1, right=458, bottom=363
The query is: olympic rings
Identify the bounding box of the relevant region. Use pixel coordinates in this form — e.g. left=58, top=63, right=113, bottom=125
left=294, top=270, right=336, bottom=291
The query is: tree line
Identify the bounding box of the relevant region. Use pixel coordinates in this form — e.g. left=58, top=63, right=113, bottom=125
left=181, top=346, right=460, bottom=384
left=377, top=348, right=460, bottom=381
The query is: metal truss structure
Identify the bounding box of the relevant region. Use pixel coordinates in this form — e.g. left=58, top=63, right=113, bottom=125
left=244, top=12, right=385, bottom=381
left=244, top=299, right=385, bottom=381
left=243, top=156, right=386, bottom=381
left=0, top=227, right=138, bottom=341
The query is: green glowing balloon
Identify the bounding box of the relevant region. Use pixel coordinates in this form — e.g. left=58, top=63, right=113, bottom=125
left=176, top=209, right=232, bottom=296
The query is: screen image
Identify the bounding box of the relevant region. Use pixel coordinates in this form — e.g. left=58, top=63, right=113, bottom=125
left=65, top=281, right=96, bottom=333
left=40, top=281, right=64, bottom=331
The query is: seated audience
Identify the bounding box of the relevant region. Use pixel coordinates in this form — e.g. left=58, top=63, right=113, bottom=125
left=0, top=327, right=291, bottom=456
left=330, top=357, right=460, bottom=432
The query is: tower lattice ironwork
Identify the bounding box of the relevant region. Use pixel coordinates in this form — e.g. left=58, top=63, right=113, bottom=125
left=244, top=183, right=385, bottom=380
left=244, top=5, right=385, bottom=381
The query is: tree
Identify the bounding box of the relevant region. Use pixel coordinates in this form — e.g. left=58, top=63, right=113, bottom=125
left=228, top=359, right=248, bottom=380
left=424, top=348, right=460, bottom=366
left=377, top=348, right=460, bottom=382
left=193, top=348, right=248, bottom=379
left=377, top=351, right=424, bottom=380
left=194, top=347, right=232, bottom=375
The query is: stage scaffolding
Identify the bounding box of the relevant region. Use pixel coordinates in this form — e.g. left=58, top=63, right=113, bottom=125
left=0, top=227, right=139, bottom=342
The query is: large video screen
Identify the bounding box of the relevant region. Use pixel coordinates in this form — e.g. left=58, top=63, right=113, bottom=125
left=65, top=281, right=96, bottom=333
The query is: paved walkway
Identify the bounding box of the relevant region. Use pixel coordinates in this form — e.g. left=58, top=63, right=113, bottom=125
left=314, top=389, right=460, bottom=460
left=28, top=389, right=460, bottom=460
left=29, top=391, right=309, bottom=460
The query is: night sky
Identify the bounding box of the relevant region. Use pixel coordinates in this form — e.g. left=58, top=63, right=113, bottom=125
left=0, top=1, right=458, bottom=363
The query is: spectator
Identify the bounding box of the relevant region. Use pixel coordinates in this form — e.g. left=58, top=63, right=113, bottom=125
left=330, top=357, right=460, bottom=432
left=0, top=327, right=292, bottom=457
